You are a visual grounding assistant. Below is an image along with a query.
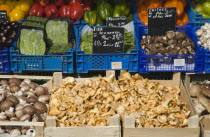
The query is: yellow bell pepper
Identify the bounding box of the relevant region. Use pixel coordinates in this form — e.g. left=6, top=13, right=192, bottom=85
left=0, top=4, right=11, bottom=16
left=5, top=0, right=18, bottom=10
left=16, top=2, right=31, bottom=13
left=9, top=8, right=25, bottom=22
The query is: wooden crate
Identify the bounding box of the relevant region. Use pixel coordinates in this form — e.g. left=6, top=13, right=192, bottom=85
left=0, top=75, right=53, bottom=137
left=44, top=71, right=121, bottom=137
left=185, top=73, right=210, bottom=137
left=123, top=72, right=200, bottom=137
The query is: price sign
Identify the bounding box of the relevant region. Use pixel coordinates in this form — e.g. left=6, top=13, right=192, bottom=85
left=106, top=17, right=127, bottom=27
left=0, top=11, right=7, bottom=20
left=148, top=7, right=176, bottom=36
left=174, top=59, right=185, bottom=67
left=93, top=27, right=124, bottom=54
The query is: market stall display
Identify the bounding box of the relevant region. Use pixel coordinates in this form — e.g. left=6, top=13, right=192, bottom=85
left=1, top=0, right=210, bottom=136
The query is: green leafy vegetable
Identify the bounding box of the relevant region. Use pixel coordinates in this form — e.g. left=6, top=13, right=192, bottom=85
left=19, top=29, right=46, bottom=55
left=46, top=20, right=69, bottom=54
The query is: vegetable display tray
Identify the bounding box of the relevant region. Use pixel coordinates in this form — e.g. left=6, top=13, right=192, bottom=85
left=9, top=25, right=78, bottom=74
left=138, top=25, right=204, bottom=73
left=75, top=24, right=139, bottom=73
left=124, top=73, right=200, bottom=137
left=0, top=74, right=53, bottom=137
left=0, top=47, right=10, bottom=73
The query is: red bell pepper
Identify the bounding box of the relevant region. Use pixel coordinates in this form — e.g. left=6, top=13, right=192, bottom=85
left=29, top=3, right=44, bottom=17
left=44, top=3, right=59, bottom=18
left=70, top=3, right=84, bottom=21
left=60, top=5, right=71, bottom=18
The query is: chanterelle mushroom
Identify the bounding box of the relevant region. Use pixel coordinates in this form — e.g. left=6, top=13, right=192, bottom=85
left=49, top=72, right=189, bottom=128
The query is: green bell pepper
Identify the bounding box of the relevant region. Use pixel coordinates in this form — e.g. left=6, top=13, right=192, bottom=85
left=97, top=2, right=113, bottom=20
left=84, top=11, right=97, bottom=25
left=113, top=2, right=130, bottom=17
left=96, top=14, right=105, bottom=25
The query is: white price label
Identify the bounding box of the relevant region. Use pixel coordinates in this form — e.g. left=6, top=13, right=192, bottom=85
left=174, top=59, right=185, bottom=67
left=111, top=62, right=122, bottom=69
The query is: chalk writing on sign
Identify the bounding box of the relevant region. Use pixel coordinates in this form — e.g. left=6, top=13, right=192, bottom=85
left=93, top=27, right=124, bottom=54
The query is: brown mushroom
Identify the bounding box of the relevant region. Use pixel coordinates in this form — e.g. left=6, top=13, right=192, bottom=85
left=0, top=100, right=13, bottom=111
left=35, top=86, right=46, bottom=96
left=5, top=108, right=15, bottom=118
left=25, top=91, right=36, bottom=97
left=166, top=30, right=175, bottom=39
left=21, top=84, right=31, bottom=91
left=17, top=96, right=28, bottom=104
left=6, top=95, right=19, bottom=104
left=10, top=117, right=19, bottom=121
left=10, top=85, right=21, bottom=93
left=175, top=31, right=187, bottom=41
left=38, top=95, right=50, bottom=104
left=27, top=96, right=38, bottom=103
left=168, top=39, right=177, bottom=45
left=9, top=82, right=18, bottom=87
left=20, top=114, right=31, bottom=122
left=15, top=104, right=24, bottom=111
left=33, top=101, right=47, bottom=113
left=23, top=79, right=31, bottom=85
left=15, top=109, right=24, bottom=118
left=32, top=114, right=44, bottom=122
left=23, top=106, right=36, bottom=115
left=177, top=48, right=189, bottom=54
left=9, top=78, right=21, bottom=85
left=0, top=80, right=8, bottom=85
left=29, top=82, right=38, bottom=90
left=190, top=84, right=201, bottom=97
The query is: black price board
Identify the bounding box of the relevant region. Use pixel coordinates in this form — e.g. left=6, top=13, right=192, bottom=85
left=93, top=27, right=124, bottom=54
left=106, top=17, right=127, bottom=27
left=0, top=11, right=7, bottom=20
left=148, top=7, right=176, bottom=36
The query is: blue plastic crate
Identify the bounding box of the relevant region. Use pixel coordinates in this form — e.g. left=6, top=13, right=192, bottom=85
left=75, top=23, right=139, bottom=73
left=10, top=26, right=78, bottom=74
left=0, top=48, right=10, bottom=73
left=138, top=25, right=204, bottom=73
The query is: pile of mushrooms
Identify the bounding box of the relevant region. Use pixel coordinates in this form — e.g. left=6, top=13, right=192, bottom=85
left=49, top=72, right=190, bottom=128
left=0, top=78, right=50, bottom=136
left=196, top=23, right=210, bottom=49
left=141, top=31, right=195, bottom=55
left=189, top=81, right=210, bottom=124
